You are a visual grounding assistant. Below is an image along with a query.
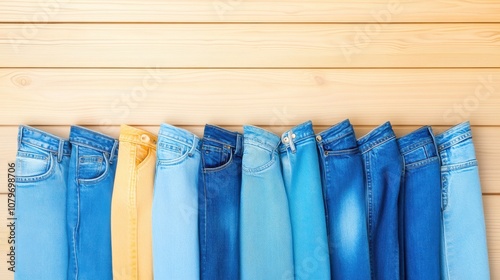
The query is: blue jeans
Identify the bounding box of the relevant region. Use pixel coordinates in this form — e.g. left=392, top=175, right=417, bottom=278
left=152, top=124, right=201, bottom=280
left=316, top=119, right=371, bottom=280
left=279, top=121, right=330, bottom=280
left=199, top=125, right=243, bottom=280
left=67, top=126, right=118, bottom=280
left=397, top=126, right=440, bottom=280
left=240, top=125, right=294, bottom=280
left=437, top=122, right=490, bottom=280
left=15, top=126, right=71, bottom=280
left=358, top=121, right=402, bottom=280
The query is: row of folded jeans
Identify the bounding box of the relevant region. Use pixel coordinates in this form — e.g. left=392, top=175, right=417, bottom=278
left=14, top=120, right=489, bottom=280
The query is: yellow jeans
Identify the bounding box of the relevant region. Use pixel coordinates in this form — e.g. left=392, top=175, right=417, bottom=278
left=111, top=125, right=157, bottom=280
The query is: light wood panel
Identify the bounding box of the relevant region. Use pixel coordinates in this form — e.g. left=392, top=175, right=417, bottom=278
left=0, top=69, right=499, bottom=126
left=2, top=24, right=500, bottom=67
left=1, top=0, right=500, bottom=23
left=0, top=125, right=498, bottom=194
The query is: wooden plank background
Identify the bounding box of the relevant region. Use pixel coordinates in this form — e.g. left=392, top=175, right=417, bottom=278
left=0, top=1, right=499, bottom=278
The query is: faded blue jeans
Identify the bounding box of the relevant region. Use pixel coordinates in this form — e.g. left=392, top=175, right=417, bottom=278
left=15, top=126, right=71, bottom=280
left=437, top=122, right=490, bottom=280
left=280, top=121, right=330, bottom=280
left=199, top=125, right=243, bottom=280
left=152, top=124, right=201, bottom=280
left=67, top=126, right=118, bottom=280
left=358, top=121, right=402, bottom=280
left=316, top=119, right=371, bottom=280
left=240, top=125, right=294, bottom=280
left=397, top=126, right=440, bottom=280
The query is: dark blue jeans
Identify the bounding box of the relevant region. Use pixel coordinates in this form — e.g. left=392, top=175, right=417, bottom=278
left=316, top=119, right=371, bottom=280
left=358, top=122, right=403, bottom=280
left=198, top=125, right=243, bottom=280
left=397, top=126, right=441, bottom=280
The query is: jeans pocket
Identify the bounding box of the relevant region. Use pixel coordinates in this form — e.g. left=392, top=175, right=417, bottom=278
left=77, top=146, right=108, bottom=184
left=242, top=143, right=276, bottom=173
left=202, top=144, right=233, bottom=171
left=157, top=137, right=191, bottom=165
left=16, top=143, right=54, bottom=182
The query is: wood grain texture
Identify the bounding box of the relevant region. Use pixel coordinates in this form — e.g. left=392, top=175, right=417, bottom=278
left=2, top=24, right=500, bottom=67
left=0, top=69, right=499, bottom=126
left=0, top=125, right=498, bottom=194
left=1, top=0, right=500, bottom=23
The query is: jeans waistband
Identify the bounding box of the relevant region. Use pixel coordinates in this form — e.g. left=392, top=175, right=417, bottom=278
left=317, top=119, right=355, bottom=144
left=203, top=124, right=243, bottom=157
left=435, top=121, right=472, bottom=152
left=18, top=125, right=71, bottom=158
left=243, top=125, right=280, bottom=151
left=397, top=126, right=436, bottom=155
left=357, top=121, right=396, bottom=154
left=279, top=120, right=315, bottom=152
left=119, top=124, right=158, bottom=150
left=158, top=123, right=201, bottom=152
left=69, top=125, right=119, bottom=163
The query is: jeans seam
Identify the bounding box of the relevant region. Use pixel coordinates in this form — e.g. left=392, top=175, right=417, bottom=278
left=404, top=156, right=439, bottom=170
left=130, top=145, right=138, bottom=279
left=365, top=153, right=374, bottom=279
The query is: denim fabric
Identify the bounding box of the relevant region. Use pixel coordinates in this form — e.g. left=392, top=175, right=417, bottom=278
left=358, top=121, right=403, bottom=280
left=397, top=126, right=441, bottom=280
left=199, top=125, right=243, bottom=280
left=240, top=125, right=294, bottom=280
left=152, top=124, right=201, bottom=280
left=316, top=119, right=371, bottom=280
left=67, top=126, right=118, bottom=280
left=437, top=122, right=490, bottom=280
left=111, top=125, right=157, bottom=280
left=15, top=126, right=71, bottom=280
left=279, top=121, right=330, bottom=280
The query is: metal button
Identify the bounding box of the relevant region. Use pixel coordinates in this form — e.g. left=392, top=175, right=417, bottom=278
left=140, top=134, right=150, bottom=143
left=283, top=136, right=289, bottom=143
left=316, top=135, right=322, bottom=142
left=291, top=133, right=296, bottom=139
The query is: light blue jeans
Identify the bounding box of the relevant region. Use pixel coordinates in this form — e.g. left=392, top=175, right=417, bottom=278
left=316, top=119, right=371, bottom=280
left=437, top=122, right=490, bottom=280
left=15, top=126, right=71, bottom=280
left=240, top=125, right=294, bottom=280
left=279, top=121, right=330, bottom=280
left=67, top=126, right=119, bottom=280
left=152, top=123, right=201, bottom=280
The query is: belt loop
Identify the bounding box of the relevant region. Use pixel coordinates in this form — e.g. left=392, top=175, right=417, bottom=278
left=288, top=131, right=296, bottom=153
left=17, top=126, right=24, bottom=150
left=57, top=140, right=64, bottom=163
left=109, top=139, right=119, bottom=164
left=188, top=135, right=197, bottom=157
left=235, top=133, right=243, bottom=156
left=428, top=126, right=441, bottom=166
